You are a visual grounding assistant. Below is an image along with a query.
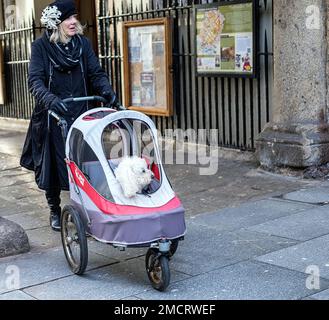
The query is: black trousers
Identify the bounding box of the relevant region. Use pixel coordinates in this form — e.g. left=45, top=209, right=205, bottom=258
left=45, top=188, right=61, bottom=216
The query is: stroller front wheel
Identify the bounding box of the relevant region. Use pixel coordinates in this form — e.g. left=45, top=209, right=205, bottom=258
left=145, top=248, right=170, bottom=291
left=61, top=205, right=88, bottom=275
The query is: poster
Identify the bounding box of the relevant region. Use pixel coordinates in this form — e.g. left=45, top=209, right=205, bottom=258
left=131, top=86, right=141, bottom=105
left=196, top=1, right=255, bottom=76
left=141, top=72, right=156, bottom=106
left=141, top=33, right=154, bottom=72
left=129, top=47, right=141, bottom=63
left=235, top=34, right=253, bottom=71
left=220, top=35, right=235, bottom=70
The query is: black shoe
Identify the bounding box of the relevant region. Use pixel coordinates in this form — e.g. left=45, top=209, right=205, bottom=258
left=50, top=213, right=61, bottom=232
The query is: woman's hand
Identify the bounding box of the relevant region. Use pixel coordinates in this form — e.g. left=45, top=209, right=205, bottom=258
left=49, top=98, right=69, bottom=115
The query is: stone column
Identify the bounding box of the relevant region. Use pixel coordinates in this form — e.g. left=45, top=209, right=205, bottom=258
left=256, top=0, right=329, bottom=168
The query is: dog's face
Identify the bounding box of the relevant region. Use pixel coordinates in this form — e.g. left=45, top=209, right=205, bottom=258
left=131, top=158, right=154, bottom=188
left=115, top=156, right=155, bottom=197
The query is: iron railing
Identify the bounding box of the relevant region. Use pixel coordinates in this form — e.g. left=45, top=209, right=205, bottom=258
left=97, top=0, right=273, bottom=150
left=0, top=0, right=273, bottom=151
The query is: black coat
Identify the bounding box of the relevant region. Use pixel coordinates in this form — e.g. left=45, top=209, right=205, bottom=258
left=20, top=33, right=114, bottom=191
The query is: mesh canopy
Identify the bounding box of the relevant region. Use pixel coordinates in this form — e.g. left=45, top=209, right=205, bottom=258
left=66, top=109, right=169, bottom=205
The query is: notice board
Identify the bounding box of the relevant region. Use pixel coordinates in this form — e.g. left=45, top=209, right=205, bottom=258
left=195, top=0, right=257, bottom=77
left=122, top=18, right=173, bottom=116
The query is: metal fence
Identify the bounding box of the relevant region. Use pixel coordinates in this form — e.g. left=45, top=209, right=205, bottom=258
left=0, top=0, right=273, bottom=151
left=97, top=0, right=273, bottom=150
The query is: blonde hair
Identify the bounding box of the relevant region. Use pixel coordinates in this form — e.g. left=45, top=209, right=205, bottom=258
left=50, top=20, right=85, bottom=44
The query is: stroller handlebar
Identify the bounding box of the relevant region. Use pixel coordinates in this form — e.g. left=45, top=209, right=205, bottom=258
left=48, top=95, right=126, bottom=141
left=62, top=95, right=107, bottom=104
left=63, top=96, right=127, bottom=110
left=48, top=110, right=68, bottom=142
left=48, top=110, right=61, bottom=122
left=48, top=95, right=109, bottom=127
left=48, top=96, right=107, bottom=136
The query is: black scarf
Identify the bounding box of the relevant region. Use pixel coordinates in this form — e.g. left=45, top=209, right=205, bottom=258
left=41, top=30, right=83, bottom=72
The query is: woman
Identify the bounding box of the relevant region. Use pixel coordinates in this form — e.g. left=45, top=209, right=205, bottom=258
left=20, top=0, right=119, bottom=231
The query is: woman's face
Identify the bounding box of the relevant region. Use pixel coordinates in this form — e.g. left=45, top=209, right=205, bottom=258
left=61, top=15, right=78, bottom=37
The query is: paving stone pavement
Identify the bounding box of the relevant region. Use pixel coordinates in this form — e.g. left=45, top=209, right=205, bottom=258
left=1, top=129, right=329, bottom=300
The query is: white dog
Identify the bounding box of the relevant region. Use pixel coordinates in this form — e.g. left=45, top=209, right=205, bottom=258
left=115, top=156, right=154, bottom=198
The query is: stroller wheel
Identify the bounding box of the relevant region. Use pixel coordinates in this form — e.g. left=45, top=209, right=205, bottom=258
left=61, top=205, right=88, bottom=275
left=145, top=248, right=170, bottom=292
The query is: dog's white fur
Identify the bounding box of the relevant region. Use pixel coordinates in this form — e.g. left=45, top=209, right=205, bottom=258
left=115, top=156, right=154, bottom=198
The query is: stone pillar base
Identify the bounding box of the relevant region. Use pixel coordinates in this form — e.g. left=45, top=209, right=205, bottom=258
left=256, top=123, right=329, bottom=169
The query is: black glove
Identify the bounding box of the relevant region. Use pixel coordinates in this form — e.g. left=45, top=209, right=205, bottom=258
left=102, top=91, right=125, bottom=110
left=102, top=90, right=116, bottom=105
left=111, top=98, right=126, bottom=111
left=49, top=98, right=68, bottom=116
left=117, top=104, right=127, bottom=111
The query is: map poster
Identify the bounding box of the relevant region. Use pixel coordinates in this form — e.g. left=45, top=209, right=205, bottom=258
left=196, top=0, right=255, bottom=77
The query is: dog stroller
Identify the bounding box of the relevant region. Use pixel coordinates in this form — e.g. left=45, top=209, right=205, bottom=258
left=50, top=96, right=186, bottom=291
